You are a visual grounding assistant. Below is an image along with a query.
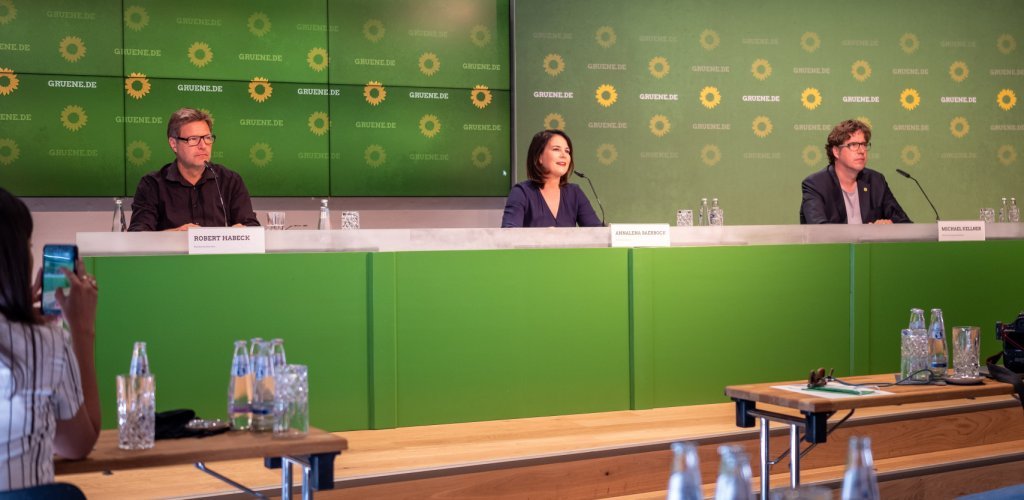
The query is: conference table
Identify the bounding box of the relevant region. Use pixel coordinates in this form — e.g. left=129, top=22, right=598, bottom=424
left=725, top=374, right=1017, bottom=499
left=55, top=427, right=347, bottom=499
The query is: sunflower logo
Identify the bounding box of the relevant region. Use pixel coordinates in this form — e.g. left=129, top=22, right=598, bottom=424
left=249, top=143, right=273, bottom=167
left=59, top=105, right=87, bottom=132
left=595, top=26, right=616, bottom=48
left=247, top=12, right=271, bottom=37
left=0, top=138, right=19, bottom=166
left=997, top=89, right=1017, bottom=111
left=949, top=61, right=969, bottom=83
left=248, top=77, right=272, bottom=103
left=699, top=29, right=719, bottom=51
left=801, top=88, right=822, bottom=110
left=418, top=52, right=440, bottom=76
left=364, top=145, right=386, bottom=168
left=997, top=34, right=1016, bottom=55
left=363, top=19, right=385, bottom=42
left=125, top=140, right=151, bottom=167
left=901, top=145, right=921, bottom=166
left=124, top=72, right=150, bottom=100
left=470, top=85, right=492, bottom=109
left=543, top=53, right=565, bottom=77
left=471, top=146, right=493, bottom=168
left=801, top=32, right=820, bottom=53
left=596, top=143, right=617, bottom=165
left=470, top=25, right=491, bottom=47
left=595, top=84, right=617, bottom=107
left=58, top=36, right=86, bottom=63
left=649, top=114, right=670, bottom=137
left=949, top=116, right=969, bottom=139
left=699, top=86, right=721, bottom=109
left=701, top=144, right=721, bottom=167
left=0, top=0, right=16, bottom=25
left=856, top=116, right=873, bottom=130
left=998, top=145, right=1017, bottom=166
left=751, top=58, right=772, bottom=81
left=802, top=145, right=822, bottom=167
left=363, top=81, right=386, bottom=105
left=307, top=48, right=328, bottom=72
left=752, top=116, right=773, bottom=138
left=900, top=88, right=921, bottom=111
left=900, top=33, right=920, bottom=54
left=308, top=111, right=329, bottom=136
left=543, top=113, right=565, bottom=130
left=124, top=6, right=149, bottom=31
left=419, top=114, right=441, bottom=138
left=648, top=56, right=669, bottom=79
left=0, top=68, right=19, bottom=96
left=851, top=60, right=872, bottom=82
left=187, top=42, right=213, bottom=68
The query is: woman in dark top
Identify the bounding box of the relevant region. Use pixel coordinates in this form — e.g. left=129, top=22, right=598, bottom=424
left=501, top=130, right=602, bottom=228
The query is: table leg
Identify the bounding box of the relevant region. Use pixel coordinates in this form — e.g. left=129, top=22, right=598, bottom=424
left=789, top=423, right=800, bottom=488
left=759, top=416, right=770, bottom=500
left=282, top=459, right=293, bottom=500
left=302, top=461, right=313, bottom=500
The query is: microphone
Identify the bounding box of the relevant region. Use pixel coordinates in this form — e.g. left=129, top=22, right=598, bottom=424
left=573, top=169, right=606, bottom=226
left=204, top=161, right=229, bottom=227
left=895, top=168, right=940, bottom=221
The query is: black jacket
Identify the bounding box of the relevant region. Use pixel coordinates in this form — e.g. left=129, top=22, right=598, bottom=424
left=800, top=165, right=911, bottom=224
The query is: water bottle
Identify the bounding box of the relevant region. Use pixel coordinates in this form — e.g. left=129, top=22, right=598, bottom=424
left=667, top=442, right=703, bottom=500
left=270, top=338, right=287, bottom=371
left=227, top=340, right=253, bottom=430
left=1010, top=197, right=1020, bottom=223
left=248, top=337, right=263, bottom=370
left=927, top=308, right=948, bottom=377
left=999, top=197, right=1008, bottom=223
left=318, top=198, right=331, bottom=230
left=250, top=340, right=275, bottom=432
left=699, top=198, right=709, bottom=226
left=713, top=445, right=753, bottom=500
left=129, top=341, right=149, bottom=376
left=907, top=308, right=925, bottom=330
left=840, top=436, right=880, bottom=500
left=710, top=198, right=723, bottom=226
left=111, top=198, right=127, bottom=232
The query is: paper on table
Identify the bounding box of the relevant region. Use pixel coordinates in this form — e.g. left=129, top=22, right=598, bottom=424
left=771, top=384, right=893, bottom=399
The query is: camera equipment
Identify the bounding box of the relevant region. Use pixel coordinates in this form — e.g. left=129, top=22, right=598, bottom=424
left=995, top=312, right=1024, bottom=373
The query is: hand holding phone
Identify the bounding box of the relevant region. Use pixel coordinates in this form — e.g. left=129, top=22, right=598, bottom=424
left=41, top=244, right=78, bottom=316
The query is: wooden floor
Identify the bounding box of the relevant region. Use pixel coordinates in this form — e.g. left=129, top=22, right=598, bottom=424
left=58, top=395, right=1024, bottom=499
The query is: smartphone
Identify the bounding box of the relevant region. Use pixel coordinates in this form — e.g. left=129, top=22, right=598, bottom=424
left=41, top=244, right=78, bottom=316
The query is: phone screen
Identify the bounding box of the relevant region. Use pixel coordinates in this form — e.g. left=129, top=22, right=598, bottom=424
left=41, top=244, right=78, bottom=316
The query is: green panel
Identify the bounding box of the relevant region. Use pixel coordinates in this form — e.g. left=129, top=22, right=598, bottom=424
left=121, top=0, right=329, bottom=83
left=368, top=252, right=398, bottom=429
left=123, top=78, right=330, bottom=196
left=0, top=0, right=122, bottom=76
left=88, top=253, right=370, bottom=431
left=390, top=248, right=630, bottom=426
left=0, top=74, right=124, bottom=195
left=629, top=249, right=654, bottom=409
left=329, top=83, right=510, bottom=196
left=636, top=244, right=853, bottom=407
left=864, top=240, right=1024, bottom=374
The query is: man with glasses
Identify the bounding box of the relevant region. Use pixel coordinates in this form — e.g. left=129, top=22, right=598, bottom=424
left=129, top=108, right=260, bottom=231
left=799, top=119, right=911, bottom=224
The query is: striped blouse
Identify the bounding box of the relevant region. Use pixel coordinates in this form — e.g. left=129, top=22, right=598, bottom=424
left=0, top=316, right=83, bottom=491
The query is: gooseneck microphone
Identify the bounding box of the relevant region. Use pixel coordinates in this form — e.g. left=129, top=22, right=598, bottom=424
left=895, top=168, right=940, bottom=221
left=573, top=169, right=606, bottom=226
left=204, top=161, right=229, bottom=227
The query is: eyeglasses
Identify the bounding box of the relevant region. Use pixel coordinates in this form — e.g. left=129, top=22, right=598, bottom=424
left=176, top=134, right=216, bottom=146
left=837, top=141, right=871, bottom=152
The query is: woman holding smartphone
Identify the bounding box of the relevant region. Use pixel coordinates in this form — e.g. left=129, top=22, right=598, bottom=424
left=0, top=187, right=100, bottom=491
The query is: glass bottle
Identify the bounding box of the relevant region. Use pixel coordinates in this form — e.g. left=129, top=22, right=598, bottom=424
left=270, top=338, right=287, bottom=371
left=129, top=341, right=149, bottom=376
left=667, top=442, right=703, bottom=500
left=713, top=445, right=753, bottom=500
left=998, top=197, right=1008, bottom=223
left=927, top=308, right=948, bottom=377
left=112, top=198, right=127, bottom=232
left=227, top=340, right=253, bottom=430
left=1010, top=198, right=1020, bottom=223
left=318, top=198, right=331, bottom=230
left=907, top=308, right=926, bottom=330
left=250, top=340, right=275, bottom=432
left=699, top=198, right=709, bottom=226
left=840, top=436, right=880, bottom=500
left=710, top=198, right=723, bottom=226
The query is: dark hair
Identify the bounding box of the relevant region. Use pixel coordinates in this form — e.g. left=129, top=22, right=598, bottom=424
left=825, top=119, right=872, bottom=164
left=167, top=107, right=213, bottom=138
left=525, top=130, right=575, bottom=186
left=0, top=187, right=38, bottom=325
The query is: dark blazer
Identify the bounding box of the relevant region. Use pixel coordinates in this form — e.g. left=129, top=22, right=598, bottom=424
left=800, top=165, right=911, bottom=224
left=501, top=180, right=602, bottom=228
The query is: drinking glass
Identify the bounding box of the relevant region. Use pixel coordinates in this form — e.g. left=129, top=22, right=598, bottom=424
left=339, top=211, right=360, bottom=230
left=117, top=374, right=155, bottom=450
left=266, top=211, right=285, bottom=230
left=900, top=329, right=929, bottom=381
left=979, top=208, right=995, bottom=223
left=951, top=326, right=981, bottom=379
left=273, top=364, right=309, bottom=438
left=676, top=209, right=693, bottom=227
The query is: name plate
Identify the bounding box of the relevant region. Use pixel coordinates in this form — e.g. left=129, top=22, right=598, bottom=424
left=610, top=223, right=671, bottom=247
left=188, top=227, right=266, bottom=254
left=937, top=221, right=985, bottom=242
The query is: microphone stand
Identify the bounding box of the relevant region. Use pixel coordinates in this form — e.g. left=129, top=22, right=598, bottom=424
left=895, top=169, right=940, bottom=221
left=573, top=170, right=606, bottom=226
left=204, top=161, right=229, bottom=227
